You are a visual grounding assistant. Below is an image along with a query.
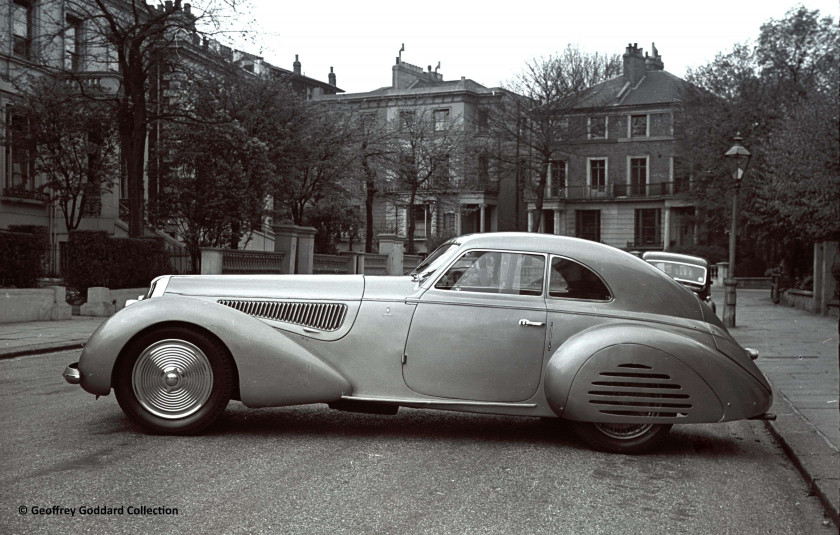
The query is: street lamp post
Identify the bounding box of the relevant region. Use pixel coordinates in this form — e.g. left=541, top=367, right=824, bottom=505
left=722, top=133, right=752, bottom=328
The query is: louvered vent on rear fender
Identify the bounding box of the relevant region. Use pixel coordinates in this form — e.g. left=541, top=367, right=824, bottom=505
left=587, top=362, right=693, bottom=419
left=218, top=300, right=347, bottom=331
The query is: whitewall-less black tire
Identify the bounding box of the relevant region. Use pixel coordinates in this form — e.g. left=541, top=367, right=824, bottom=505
left=115, top=326, right=233, bottom=435
left=571, top=421, right=672, bottom=454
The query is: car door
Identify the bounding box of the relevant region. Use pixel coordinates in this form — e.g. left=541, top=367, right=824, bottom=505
left=403, top=250, right=547, bottom=402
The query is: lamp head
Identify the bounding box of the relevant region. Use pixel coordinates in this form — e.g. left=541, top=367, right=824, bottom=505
left=724, top=133, right=752, bottom=182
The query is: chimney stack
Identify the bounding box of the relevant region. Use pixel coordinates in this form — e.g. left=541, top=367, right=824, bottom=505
left=645, top=42, right=664, bottom=71
left=293, top=54, right=301, bottom=75
left=623, top=43, right=646, bottom=85
left=328, top=66, right=336, bottom=86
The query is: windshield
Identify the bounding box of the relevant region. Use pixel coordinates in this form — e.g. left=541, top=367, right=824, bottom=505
left=410, top=240, right=460, bottom=280
left=646, top=260, right=707, bottom=287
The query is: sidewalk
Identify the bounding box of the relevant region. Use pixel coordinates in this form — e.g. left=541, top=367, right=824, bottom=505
left=0, top=315, right=106, bottom=358
left=1, top=292, right=837, bottom=523
left=713, top=287, right=839, bottom=526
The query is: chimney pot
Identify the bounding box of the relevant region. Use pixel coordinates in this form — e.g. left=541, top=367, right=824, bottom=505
left=293, top=54, right=301, bottom=75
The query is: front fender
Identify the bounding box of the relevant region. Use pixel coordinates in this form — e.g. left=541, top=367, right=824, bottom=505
left=543, top=323, right=771, bottom=423
left=77, top=296, right=351, bottom=408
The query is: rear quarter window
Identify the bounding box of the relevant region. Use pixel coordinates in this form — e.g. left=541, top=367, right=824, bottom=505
left=548, top=256, right=611, bottom=301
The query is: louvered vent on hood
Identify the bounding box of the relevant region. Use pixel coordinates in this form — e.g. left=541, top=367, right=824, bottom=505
left=218, top=300, right=347, bottom=331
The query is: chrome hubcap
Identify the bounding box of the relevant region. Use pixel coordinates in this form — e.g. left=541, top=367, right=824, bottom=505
left=594, top=422, right=655, bottom=440
left=132, top=339, right=213, bottom=419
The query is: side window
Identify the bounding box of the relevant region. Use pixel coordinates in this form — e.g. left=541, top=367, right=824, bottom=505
left=436, top=251, right=545, bottom=296
left=549, top=257, right=611, bottom=300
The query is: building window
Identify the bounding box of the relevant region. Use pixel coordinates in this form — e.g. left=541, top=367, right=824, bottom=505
left=575, top=210, right=601, bottom=242
left=4, top=110, right=36, bottom=196
left=477, top=109, right=489, bottom=132
left=359, top=112, right=376, bottom=133
left=12, top=0, right=33, bottom=58
left=635, top=209, right=662, bottom=246
left=444, top=212, right=456, bottom=234
left=588, top=158, right=607, bottom=192
left=400, top=110, right=415, bottom=128
left=588, top=116, right=607, bottom=139
left=630, top=114, right=648, bottom=137
left=411, top=204, right=426, bottom=239
left=630, top=157, right=647, bottom=195
left=478, top=154, right=489, bottom=183
left=548, top=160, right=565, bottom=197
left=433, top=154, right=450, bottom=187
left=433, top=109, right=450, bottom=131
left=65, top=15, right=83, bottom=71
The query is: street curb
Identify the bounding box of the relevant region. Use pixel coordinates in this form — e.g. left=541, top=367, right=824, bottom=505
left=764, top=391, right=839, bottom=528
left=0, top=342, right=85, bottom=360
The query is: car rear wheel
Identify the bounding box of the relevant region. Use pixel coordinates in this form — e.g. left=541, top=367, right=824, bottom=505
left=571, top=421, right=672, bottom=454
left=115, top=327, right=232, bottom=435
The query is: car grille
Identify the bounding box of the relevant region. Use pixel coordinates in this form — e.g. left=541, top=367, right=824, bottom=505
left=218, top=300, right=347, bottom=331
left=587, top=363, right=693, bottom=418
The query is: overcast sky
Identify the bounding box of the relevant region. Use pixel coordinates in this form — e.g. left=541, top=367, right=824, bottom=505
left=228, top=0, right=838, bottom=94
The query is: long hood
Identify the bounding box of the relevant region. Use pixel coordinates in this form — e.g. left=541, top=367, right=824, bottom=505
left=164, top=274, right=365, bottom=301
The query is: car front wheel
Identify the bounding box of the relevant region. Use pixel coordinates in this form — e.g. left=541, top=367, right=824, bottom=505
left=571, top=421, right=672, bottom=454
left=115, top=327, right=233, bottom=435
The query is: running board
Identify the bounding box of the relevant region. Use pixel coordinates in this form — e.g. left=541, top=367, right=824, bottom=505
left=340, top=395, right=537, bottom=409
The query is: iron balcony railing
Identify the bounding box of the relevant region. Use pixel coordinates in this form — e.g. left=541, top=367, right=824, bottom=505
left=383, top=178, right=500, bottom=194
left=2, top=186, right=50, bottom=202
left=530, top=180, right=691, bottom=201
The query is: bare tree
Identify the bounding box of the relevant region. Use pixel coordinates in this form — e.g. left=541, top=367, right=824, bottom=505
left=492, top=46, right=621, bottom=231
left=382, top=108, right=466, bottom=254
left=271, top=100, right=356, bottom=227
left=13, top=75, right=119, bottom=231
left=343, top=110, right=395, bottom=252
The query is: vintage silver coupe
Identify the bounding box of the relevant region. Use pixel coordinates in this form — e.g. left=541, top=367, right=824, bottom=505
left=63, top=233, right=773, bottom=453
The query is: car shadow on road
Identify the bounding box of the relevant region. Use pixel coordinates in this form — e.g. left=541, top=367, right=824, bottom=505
left=184, top=403, right=745, bottom=457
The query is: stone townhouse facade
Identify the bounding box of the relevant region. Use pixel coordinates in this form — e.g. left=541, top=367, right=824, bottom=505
left=527, top=43, right=696, bottom=252
left=0, top=0, right=339, bottom=272
left=319, top=56, right=517, bottom=254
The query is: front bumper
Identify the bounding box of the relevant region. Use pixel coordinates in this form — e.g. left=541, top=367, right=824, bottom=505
left=63, top=362, right=81, bottom=385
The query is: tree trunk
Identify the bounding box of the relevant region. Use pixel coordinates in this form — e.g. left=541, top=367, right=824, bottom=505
left=230, top=221, right=241, bottom=249
left=363, top=158, right=376, bottom=253
left=530, top=162, right=548, bottom=232
left=407, top=188, right=417, bottom=254
left=121, top=66, right=149, bottom=238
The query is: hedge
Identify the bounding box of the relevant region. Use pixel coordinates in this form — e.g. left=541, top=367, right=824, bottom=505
left=66, top=231, right=169, bottom=293
left=0, top=226, right=48, bottom=287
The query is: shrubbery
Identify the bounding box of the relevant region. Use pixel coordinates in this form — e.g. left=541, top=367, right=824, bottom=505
left=0, top=226, right=49, bottom=287
left=66, top=230, right=169, bottom=292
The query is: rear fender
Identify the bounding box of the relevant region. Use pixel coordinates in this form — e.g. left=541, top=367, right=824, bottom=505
left=544, top=323, right=771, bottom=423
left=78, top=296, right=351, bottom=408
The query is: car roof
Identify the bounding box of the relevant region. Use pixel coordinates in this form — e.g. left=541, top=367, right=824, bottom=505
left=451, top=233, right=703, bottom=320
left=642, top=251, right=709, bottom=267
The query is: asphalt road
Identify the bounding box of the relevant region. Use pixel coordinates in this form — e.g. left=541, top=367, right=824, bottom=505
left=1, top=349, right=834, bottom=535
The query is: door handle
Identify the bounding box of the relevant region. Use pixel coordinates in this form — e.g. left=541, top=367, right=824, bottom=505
left=518, top=319, right=545, bottom=327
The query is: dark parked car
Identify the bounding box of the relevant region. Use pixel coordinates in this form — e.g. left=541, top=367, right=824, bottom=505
left=643, top=251, right=716, bottom=312
left=64, top=233, right=771, bottom=453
